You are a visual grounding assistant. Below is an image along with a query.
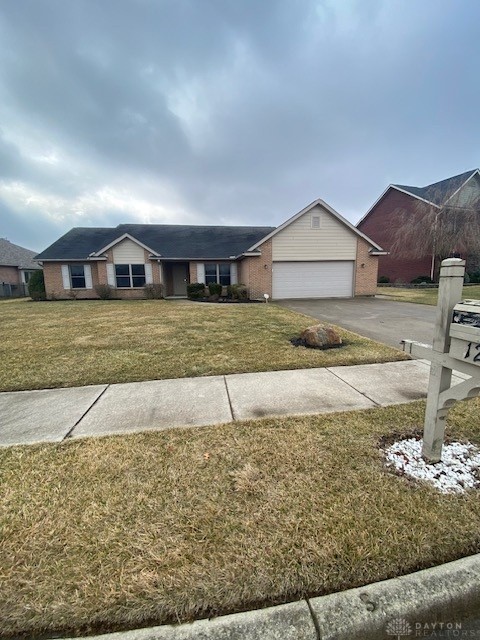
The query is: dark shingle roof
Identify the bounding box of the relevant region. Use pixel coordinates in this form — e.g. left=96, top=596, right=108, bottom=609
left=394, top=169, right=478, bottom=205
left=35, top=224, right=276, bottom=261
left=0, top=238, right=39, bottom=269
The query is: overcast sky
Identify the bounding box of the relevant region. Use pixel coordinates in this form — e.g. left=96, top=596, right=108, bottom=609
left=1, top=0, right=479, bottom=252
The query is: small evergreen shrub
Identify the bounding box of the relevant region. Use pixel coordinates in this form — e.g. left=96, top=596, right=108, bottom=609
left=187, top=282, right=206, bottom=299
left=95, top=284, right=114, bottom=300
left=227, top=283, right=249, bottom=300
left=467, top=270, right=480, bottom=284
left=208, top=282, right=222, bottom=297
left=377, top=275, right=390, bottom=284
left=28, top=270, right=46, bottom=300
left=144, top=283, right=164, bottom=299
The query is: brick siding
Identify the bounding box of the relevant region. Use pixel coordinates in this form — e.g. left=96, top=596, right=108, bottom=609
left=0, top=265, right=20, bottom=285
left=238, top=239, right=272, bottom=299
left=354, top=238, right=378, bottom=296
left=358, top=188, right=433, bottom=284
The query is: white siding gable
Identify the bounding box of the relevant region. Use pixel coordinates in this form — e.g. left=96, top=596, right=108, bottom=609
left=112, top=238, right=145, bottom=263
left=272, top=204, right=357, bottom=261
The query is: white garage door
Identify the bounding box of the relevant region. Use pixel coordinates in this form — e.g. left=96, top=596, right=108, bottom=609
left=272, top=261, right=354, bottom=299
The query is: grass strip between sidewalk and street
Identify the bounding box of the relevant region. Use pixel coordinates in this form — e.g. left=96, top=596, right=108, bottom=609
left=1, top=398, right=480, bottom=638
left=0, top=298, right=407, bottom=392
left=377, top=284, right=480, bottom=306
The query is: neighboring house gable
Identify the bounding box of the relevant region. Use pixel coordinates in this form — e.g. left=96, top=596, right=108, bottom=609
left=358, top=170, right=480, bottom=283
left=0, top=238, right=40, bottom=295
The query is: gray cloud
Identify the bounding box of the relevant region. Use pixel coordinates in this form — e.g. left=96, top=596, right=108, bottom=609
left=0, top=0, right=479, bottom=250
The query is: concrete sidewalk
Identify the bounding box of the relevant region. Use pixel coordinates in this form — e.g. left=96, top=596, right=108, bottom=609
left=0, top=359, right=470, bottom=447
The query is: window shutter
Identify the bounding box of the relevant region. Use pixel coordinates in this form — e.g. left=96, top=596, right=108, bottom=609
left=107, top=264, right=115, bottom=286
left=197, top=263, right=205, bottom=284
left=61, top=265, right=70, bottom=289
left=84, top=264, right=93, bottom=289
left=230, top=263, right=238, bottom=285
left=145, top=263, right=153, bottom=284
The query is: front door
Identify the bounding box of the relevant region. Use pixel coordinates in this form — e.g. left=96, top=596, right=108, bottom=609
left=172, top=263, right=189, bottom=296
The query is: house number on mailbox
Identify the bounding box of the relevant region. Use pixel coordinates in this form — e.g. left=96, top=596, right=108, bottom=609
left=464, top=342, right=480, bottom=362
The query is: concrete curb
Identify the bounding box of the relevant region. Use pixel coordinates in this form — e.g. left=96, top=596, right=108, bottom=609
left=65, top=555, right=480, bottom=640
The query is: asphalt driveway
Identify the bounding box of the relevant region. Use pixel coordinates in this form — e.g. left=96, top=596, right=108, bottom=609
left=276, top=297, right=436, bottom=349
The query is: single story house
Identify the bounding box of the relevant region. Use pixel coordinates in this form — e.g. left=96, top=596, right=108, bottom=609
left=35, top=199, right=385, bottom=300
left=357, top=169, right=480, bottom=283
left=0, top=238, right=40, bottom=297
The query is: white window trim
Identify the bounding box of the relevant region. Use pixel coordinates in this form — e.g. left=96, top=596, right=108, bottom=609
left=204, top=263, right=233, bottom=285
left=114, top=263, right=146, bottom=288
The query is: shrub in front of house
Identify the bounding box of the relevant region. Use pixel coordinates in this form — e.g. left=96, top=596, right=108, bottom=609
left=28, top=270, right=46, bottom=301
left=467, top=271, right=480, bottom=283
left=144, top=283, right=164, bottom=299
left=187, top=282, right=206, bottom=299
left=208, top=283, right=222, bottom=298
left=95, top=284, right=115, bottom=300
left=377, top=275, right=390, bottom=284
left=227, top=283, right=248, bottom=300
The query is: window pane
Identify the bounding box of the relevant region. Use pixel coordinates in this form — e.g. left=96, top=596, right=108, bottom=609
left=132, top=276, right=146, bottom=287
left=70, top=265, right=85, bottom=277
left=219, top=264, right=230, bottom=276
left=205, top=264, right=217, bottom=277
left=115, top=264, right=129, bottom=275
left=131, top=264, right=145, bottom=276
left=116, top=276, right=131, bottom=288
left=205, top=274, right=216, bottom=284
left=219, top=274, right=231, bottom=286
left=71, top=276, right=86, bottom=288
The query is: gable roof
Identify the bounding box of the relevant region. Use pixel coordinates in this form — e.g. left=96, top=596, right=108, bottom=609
left=0, top=238, right=39, bottom=269
left=247, top=199, right=385, bottom=253
left=35, top=224, right=276, bottom=261
left=357, top=169, right=480, bottom=227
left=393, top=169, right=479, bottom=206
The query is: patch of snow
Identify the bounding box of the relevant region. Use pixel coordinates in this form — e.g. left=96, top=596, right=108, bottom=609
left=385, top=438, right=480, bottom=494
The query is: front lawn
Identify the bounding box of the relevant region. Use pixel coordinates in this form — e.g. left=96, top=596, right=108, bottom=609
left=0, top=299, right=406, bottom=392
left=377, top=284, right=480, bottom=305
left=1, top=399, right=479, bottom=638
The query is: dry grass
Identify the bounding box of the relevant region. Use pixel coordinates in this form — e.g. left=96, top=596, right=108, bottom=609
left=0, top=299, right=406, bottom=391
left=1, top=399, right=480, bottom=638
left=377, top=284, right=480, bottom=305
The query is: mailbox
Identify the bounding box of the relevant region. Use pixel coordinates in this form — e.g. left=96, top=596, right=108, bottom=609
left=449, top=299, right=480, bottom=366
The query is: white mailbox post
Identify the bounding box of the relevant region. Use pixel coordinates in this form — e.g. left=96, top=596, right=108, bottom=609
left=402, top=258, right=480, bottom=463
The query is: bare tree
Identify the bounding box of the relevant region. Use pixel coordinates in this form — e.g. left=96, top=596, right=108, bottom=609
left=390, top=183, right=480, bottom=280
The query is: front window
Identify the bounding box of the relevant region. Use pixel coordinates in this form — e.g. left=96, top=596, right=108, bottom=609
left=70, top=265, right=86, bottom=288
left=205, top=263, right=231, bottom=286
left=115, top=264, right=145, bottom=288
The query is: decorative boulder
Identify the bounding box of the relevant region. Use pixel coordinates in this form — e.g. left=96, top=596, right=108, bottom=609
left=300, top=324, right=342, bottom=349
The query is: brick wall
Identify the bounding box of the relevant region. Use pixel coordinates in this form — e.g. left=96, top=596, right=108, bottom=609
left=0, top=265, right=20, bottom=285
left=354, top=239, right=378, bottom=296
left=189, top=262, right=197, bottom=283
left=358, top=188, right=433, bottom=283
left=239, top=239, right=272, bottom=299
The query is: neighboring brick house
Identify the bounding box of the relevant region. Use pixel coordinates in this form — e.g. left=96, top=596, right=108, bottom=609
left=357, top=169, right=480, bottom=283
left=35, top=199, right=385, bottom=300
left=0, top=238, right=40, bottom=296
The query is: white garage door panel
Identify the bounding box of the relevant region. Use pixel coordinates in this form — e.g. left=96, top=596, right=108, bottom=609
left=273, top=261, right=354, bottom=299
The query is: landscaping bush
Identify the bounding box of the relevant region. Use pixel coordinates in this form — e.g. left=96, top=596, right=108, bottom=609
left=28, top=270, right=46, bottom=301
left=410, top=275, right=433, bottom=284
left=467, top=271, right=480, bottom=284
left=144, top=283, right=164, bottom=299
left=377, top=275, right=390, bottom=284
left=227, top=283, right=249, bottom=300
left=187, top=282, right=206, bottom=299
left=95, top=284, right=114, bottom=300
left=208, top=282, right=222, bottom=297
